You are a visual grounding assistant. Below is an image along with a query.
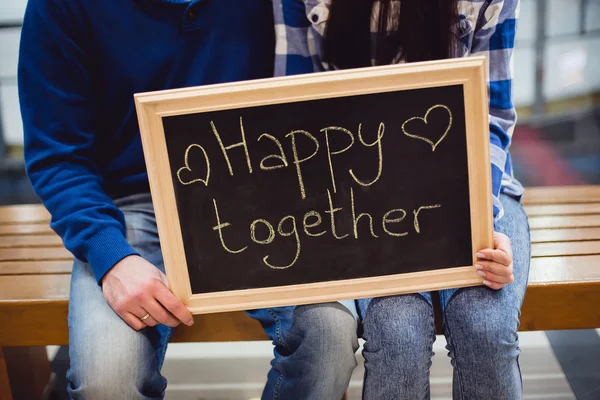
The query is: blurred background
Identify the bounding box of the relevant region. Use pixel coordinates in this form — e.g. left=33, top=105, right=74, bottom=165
left=1, top=0, right=599, bottom=399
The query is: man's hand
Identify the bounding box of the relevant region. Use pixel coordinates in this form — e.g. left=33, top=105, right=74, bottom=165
left=475, top=232, right=514, bottom=290
left=101, top=255, right=194, bottom=330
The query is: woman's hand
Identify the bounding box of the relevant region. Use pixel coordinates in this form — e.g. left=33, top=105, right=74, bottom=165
left=475, top=232, right=514, bottom=290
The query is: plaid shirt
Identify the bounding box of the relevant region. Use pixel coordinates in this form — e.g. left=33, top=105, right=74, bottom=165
left=273, top=0, right=524, bottom=222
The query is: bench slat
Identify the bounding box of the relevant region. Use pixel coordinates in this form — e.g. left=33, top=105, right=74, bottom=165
left=529, top=215, right=600, bottom=229
left=0, top=235, right=63, bottom=248
left=0, top=274, right=69, bottom=301
left=531, top=241, right=600, bottom=258
left=529, top=255, right=600, bottom=284
left=520, top=282, right=600, bottom=331
left=0, top=260, right=72, bottom=275
left=0, top=205, right=49, bottom=224
left=531, top=227, right=600, bottom=243
left=524, top=203, right=600, bottom=216
left=0, top=224, right=54, bottom=236
left=523, top=185, right=600, bottom=204
left=0, top=247, right=73, bottom=262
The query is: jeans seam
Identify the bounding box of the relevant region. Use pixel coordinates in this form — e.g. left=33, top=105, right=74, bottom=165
left=268, top=308, right=291, bottom=353
left=443, top=301, right=464, bottom=400
left=426, top=304, right=436, bottom=400
left=273, top=356, right=286, bottom=400
left=267, top=308, right=288, bottom=399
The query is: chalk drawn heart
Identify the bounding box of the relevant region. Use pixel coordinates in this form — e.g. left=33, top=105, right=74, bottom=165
left=177, top=144, right=210, bottom=186
left=401, top=104, right=453, bottom=152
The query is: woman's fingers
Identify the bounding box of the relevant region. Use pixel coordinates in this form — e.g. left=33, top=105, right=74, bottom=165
left=477, top=232, right=513, bottom=268
left=477, top=248, right=511, bottom=266
left=475, top=260, right=513, bottom=278
left=475, top=232, right=516, bottom=290
left=481, top=279, right=508, bottom=290
left=475, top=255, right=515, bottom=290
left=475, top=268, right=514, bottom=284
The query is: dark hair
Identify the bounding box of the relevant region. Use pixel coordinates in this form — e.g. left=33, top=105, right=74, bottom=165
left=324, top=0, right=459, bottom=69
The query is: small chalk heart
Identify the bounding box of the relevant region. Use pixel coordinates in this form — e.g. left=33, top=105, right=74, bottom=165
left=177, top=143, right=210, bottom=186
left=401, top=104, right=453, bottom=152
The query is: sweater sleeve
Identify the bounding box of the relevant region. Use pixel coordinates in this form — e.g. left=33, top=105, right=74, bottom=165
left=19, top=0, right=137, bottom=283
left=468, top=0, right=519, bottom=222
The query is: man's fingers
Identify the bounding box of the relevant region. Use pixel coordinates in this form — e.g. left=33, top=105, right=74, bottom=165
left=143, top=315, right=159, bottom=327
left=144, top=298, right=181, bottom=328
left=122, top=312, right=147, bottom=331
left=155, top=285, right=194, bottom=326
left=133, top=306, right=158, bottom=327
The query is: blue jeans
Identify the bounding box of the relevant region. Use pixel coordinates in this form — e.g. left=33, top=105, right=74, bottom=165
left=67, top=193, right=529, bottom=400
left=67, top=194, right=172, bottom=399
left=250, top=194, right=530, bottom=400
left=66, top=193, right=357, bottom=399
left=360, top=193, right=530, bottom=399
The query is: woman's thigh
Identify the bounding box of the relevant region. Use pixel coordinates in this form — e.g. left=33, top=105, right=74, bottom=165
left=439, top=193, right=530, bottom=313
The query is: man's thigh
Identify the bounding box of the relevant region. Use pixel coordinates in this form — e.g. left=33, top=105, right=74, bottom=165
left=67, top=194, right=173, bottom=398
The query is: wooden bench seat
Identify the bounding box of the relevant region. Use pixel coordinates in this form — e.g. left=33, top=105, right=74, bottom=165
left=1, top=185, right=600, bottom=398
left=2, top=185, right=600, bottom=348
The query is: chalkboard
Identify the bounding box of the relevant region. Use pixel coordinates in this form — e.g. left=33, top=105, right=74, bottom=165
left=136, top=59, right=493, bottom=313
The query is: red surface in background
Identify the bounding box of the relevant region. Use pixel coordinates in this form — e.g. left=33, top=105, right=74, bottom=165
left=511, top=126, right=586, bottom=186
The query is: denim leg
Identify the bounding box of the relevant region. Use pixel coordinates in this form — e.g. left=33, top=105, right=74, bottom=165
left=67, top=194, right=173, bottom=400
left=360, top=294, right=436, bottom=400
left=247, top=302, right=359, bottom=400
left=440, top=194, right=530, bottom=400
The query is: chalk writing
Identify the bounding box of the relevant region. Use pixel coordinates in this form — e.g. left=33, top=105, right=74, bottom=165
left=321, top=126, right=354, bottom=193
left=349, top=123, right=385, bottom=187
left=350, top=187, right=379, bottom=239
left=207, top=198, right=442, bottom=271
left=413, top=204, right=442, bottom=233
left=258, top=133, right=289, bottom=171
left=173, top=101, right=459, bottom=274
left=212, top=199, right=247, bottom=254
left=250, top=219, right=276, bottom=245
left=382, top=209, right=408, bottom=237
left=325, top=189, right=349, bottom=240
left=286, top=129, right=319, bottom=200
left=262, top=216, right=301, bottom=270
left=211, top=117, right=253, bottom=176
left=303, top=211, right=326, bottom=237
left=177, top=144, right=210, bottom=186
left=401, top=105, right=453, bottom=152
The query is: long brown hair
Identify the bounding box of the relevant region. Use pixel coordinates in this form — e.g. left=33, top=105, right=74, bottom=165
left=324, top=0, right=459, bottom=69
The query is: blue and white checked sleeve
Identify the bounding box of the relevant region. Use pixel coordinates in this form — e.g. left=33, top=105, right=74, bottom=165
left=274, top=0, right=523, bottom=223
left=274, top=0, right=329, bottom=76
left=468, top=0, right=521, bottom=222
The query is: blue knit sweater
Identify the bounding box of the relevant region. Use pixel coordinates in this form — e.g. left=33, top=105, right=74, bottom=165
left=19, top=0, right=275, bottom=283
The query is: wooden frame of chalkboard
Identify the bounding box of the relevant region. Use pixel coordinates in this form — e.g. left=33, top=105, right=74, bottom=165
left=135, top=57, right=493, bottom=314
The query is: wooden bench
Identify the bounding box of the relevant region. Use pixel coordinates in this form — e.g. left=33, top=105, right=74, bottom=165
left=2, top=185, right=600, bottom=398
